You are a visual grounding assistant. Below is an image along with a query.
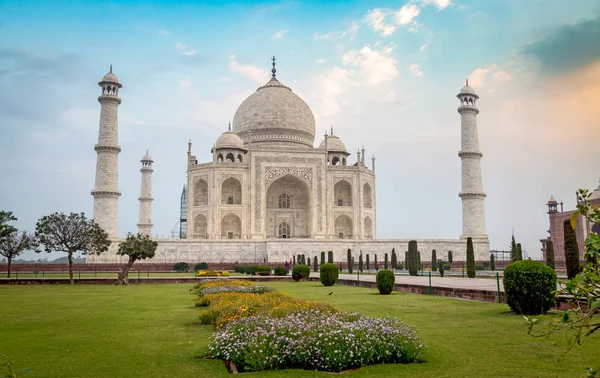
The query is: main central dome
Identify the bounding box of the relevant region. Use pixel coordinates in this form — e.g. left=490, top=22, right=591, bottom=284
left=232, top=75, right=316, bottom=148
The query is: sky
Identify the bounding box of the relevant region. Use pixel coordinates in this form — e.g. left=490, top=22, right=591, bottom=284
left=1, top=0, right=599, bottom=260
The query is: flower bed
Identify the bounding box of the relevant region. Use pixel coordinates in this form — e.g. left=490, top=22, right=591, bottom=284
left=196, top=281, right=426, bottom=373
left=196, top=269, right=230, bottom=277
left=191, top=279, right=252, bottom=294
left=209, top=311, right=426, bottom=372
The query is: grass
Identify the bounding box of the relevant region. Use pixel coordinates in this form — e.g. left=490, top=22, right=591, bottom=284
left=0, top=282, right=598, bottom=377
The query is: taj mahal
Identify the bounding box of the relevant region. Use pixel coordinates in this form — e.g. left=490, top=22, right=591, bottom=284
left=88, top=58, right=489, bottom=264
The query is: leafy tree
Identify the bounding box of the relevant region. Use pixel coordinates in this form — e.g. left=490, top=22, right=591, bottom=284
left=359, top=253, right=363, bottom=273
left=517, top=243, right=523, bottom=261
left=327, top=251, right=333, bottom=264
left=374, top=253, right=378, bottom=271
left=466, top=237, right=475, bottom=278
left=0, top=211, right=17, bottom=242
left=510, top=235, right=519, bottom=262
left=0, top=230, right=36, bottom=278
left=564, top=219, right=580, bottom=279
left=431, top=249, right=437, bottom=272
left=490, top=253, right=496, bottom=271
left=320, top=251, right=325, bottom=265
left=35, top=212, right=110, bottom=284
left=366, top=253, right=370, bottom=271
left=347, top=249, right=353, bottom=273
left=438, top=259, right=444, bottom=277
left=545, top=239, right=555, bottom=271
left=448, top=250, right=453, bottom=270
left=384, top=253, right=388, bottom=270
left=391, top=248, right=397, bottom=270
left=408, top=240, right=418, bottom=276
left=116, top=233, right=158, bottom=285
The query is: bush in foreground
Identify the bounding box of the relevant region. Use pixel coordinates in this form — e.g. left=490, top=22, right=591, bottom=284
left=376, top=269, right=395, bottom=294
left=292, top=264, right=310, bottom=281
left=195, top=262, right=208, bottom=271
left=274, top=266, right=288, bottom=276
left=209, top=311, right=426, bottom=372
left=503, top=260, right=557, bottom=315
left=173, top=262, right=189, bottom=272
left=320, top=263, right=339, bottom=286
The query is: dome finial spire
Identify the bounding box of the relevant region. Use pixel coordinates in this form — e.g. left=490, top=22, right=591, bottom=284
left=110, top=64, right=113, bottom=73
left=466, top=78, right=468, bottom=86
left=228, top=121, right=231, bottom=131
left=330, top=126, right=333, bottom=136
left=271, top=56, right=277, bottom=78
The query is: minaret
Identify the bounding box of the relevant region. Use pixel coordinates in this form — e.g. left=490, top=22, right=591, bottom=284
left=91, top=66, right=122, bottom=237
left=137, top=151, right=154, bottom=236
left=457, top=79, right=487, bottom=239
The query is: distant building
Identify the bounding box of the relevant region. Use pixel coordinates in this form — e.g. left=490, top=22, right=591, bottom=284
left=542, top=183, right=600, bottom=266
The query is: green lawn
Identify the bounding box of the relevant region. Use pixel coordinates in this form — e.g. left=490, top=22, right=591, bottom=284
left=0, top=282, right=598, bottom=377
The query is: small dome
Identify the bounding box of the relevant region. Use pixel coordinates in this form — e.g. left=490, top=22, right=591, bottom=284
left=460, top=85, right=475, bottom=95
left=319, top=134, right=347, bottom=152
left=102, top=71, right=119, bottom=83
left=547, top=195, right=557, bottom=204
left=215, top=131, right=245, bottom=150
left=590, top=181, right=600, bottom=201
left=141, top=151, right=153, bottom=162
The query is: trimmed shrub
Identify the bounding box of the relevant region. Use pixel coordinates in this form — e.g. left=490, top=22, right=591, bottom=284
left=274, top=266, right=288, bottom=276
left=313, top=256, right=318, bottom=272
left=173, top=262, right=189, bottom=272
left=408, top=240, right=418, bottom=276
left=347, top=249, right=353, bottom=274
left=320, top=263, right=339, bottom=286
left=431, top=250, right=437, bottom=272
left=384, top=253, right=389, bottom=270
left=328, top=251, right=334, bottom=264
left=396, top=263, right=403, bottom=270
left=466, top=237, right=475, bottom=278
left=442, top=263, right=450, bottom=271
left=359, top=254, right=363, bottom=273
left=374, top=254, right=379, bottom=271
left=293, top=255, right=296, bottom=267
left=490, top=254, right=496, bottom=271
left=301, top=255, right=306, bottom=266
left=404, top=251, right=408, bottom=270
left=376, top=270, right=395, bottom=295
left=366, top=254, right=370, bottom=271
left=564, top=219, right=580, bottom=279
left=510, top=235, right=518, bottom=262
left=503, top=260, right=557, bottom=315
left=438, top=260, right=444, bottom=277
left=195, top=262, right=209, bottom=271
left=545, top=239, right=555, bottom=270
left=292, top=265, right=310, bottom=282
left=448, top=251, right=453, bottom=264
left=517, top=243, right=523, bottom=261
left=321, top=251, right=325, bottom=265
left=475, top=264, right=485, bottom=271
left=307, top=257, right=311, bottom=267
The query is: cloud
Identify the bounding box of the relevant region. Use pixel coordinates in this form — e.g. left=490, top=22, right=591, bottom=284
left=342, top=45, right=399, bottom=86
left=175, top=41, right=195, bottom=56
left=365, top=9, right=395, bottom=36
left=395, top=4, right=421, bottom=26
left=272, top=29, right=289, bottom=39
left=158, top=29, right=170, bottom=36
left=467, top=64, right=512, bottom=88
left=314, top=23, right=359, bottom=41
left=420, top=0, right=451, bottom=10
left=420, top=40, right=431, bottom=51
left=409, top=64, right=423, bottom=76
left=228, top=55, right=267, bottom=82
left=316, top=58, right=325, bottom=64
left=521, top=15, right=600, bottom=75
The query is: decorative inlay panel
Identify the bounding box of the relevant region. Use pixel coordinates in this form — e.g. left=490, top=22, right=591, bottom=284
left=265, top=167, right=312, bottom=186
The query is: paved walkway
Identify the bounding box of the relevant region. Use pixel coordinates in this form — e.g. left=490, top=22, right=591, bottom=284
left=317, top=272, right=505, bottom=292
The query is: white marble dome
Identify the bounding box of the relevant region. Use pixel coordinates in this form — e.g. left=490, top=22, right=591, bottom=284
left=232, top=77, right=316, bottom=148
left=101, top=71, right=119, bottom=84
left=215, top=131, right=245, bottom=149
left=319, top=135, right=347, bottom=152
left=460, top=84, right=476, bottom=95
left=590, top=182, right=600, bottom=201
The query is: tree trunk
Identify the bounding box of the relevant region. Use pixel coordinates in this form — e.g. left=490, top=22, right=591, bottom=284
left=7, top=256, right=11, bottom=278
left=68, top=251, right=74, bottom=285
left=116, top=256, right=137, bottom=285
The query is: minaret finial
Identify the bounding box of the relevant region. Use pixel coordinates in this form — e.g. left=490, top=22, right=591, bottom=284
left=110, top=64, right=113, bottom=73
left=228, top=121, right=231, bottom=131
left=466, top=78, right=468, bottom=86
left=271, top=56, right=277, bottom=78
left=330, top=126, right=333, bottom=136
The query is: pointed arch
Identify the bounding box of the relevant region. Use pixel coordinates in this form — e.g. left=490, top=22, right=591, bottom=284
left=193, top=179, right=208, bottom=206
left=363, top=182, right=372, bottom=208
left=193, top=214, right=207, bottom=239
left=221, top=177, right=242, bottom=205
left=334, top=180, right=352, bottom=206
left=221, top=213, right=241, bottom=239
left=266, top=174, right=311, bottom=238
left=226, top=153, right=235, bottom=162
left=332, top=156, right=340, bottom=166
left=335, top=214, right=353, bottom=239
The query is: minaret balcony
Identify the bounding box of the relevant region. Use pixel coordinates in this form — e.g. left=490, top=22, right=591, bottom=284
left=94, top=144, right=122, bottom=153
left=97, top=95, right=122, bottom=104
left=458, top=151, right=483, bottom=158
left=459, top=192, right=487, bottom=199
left=457, top=106, right=479, bottom=114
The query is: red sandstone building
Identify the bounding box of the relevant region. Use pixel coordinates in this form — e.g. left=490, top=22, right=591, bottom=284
left=541, top=182, right=600, bottom=267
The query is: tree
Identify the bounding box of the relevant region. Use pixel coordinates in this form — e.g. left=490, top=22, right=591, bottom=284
left=404, top=251, right=408, bottom=270
left=510, top=235, right=519, bottom=262
left=438, top=259, right=444, bottom=277
left=490, top=253, right=496, bottom=271
left=347, top=249, right=353, bottom=273
left=563, top=219, right=580, bottom=279
left=545, top=239, right=555, bottom=271
left=517, top=243, right=523, bottom=261
left=0, top=230, right=36, bottom=278
left=408, top=240, right=418, bottom=276
left=384, top=253, right=388, bottom=270
left=0, top=211, right=17, bottom=242
left=328, top=251, right=334, bottom=264
left=313, top=256, right=318, bottom=272
left=466, top=237, right=475, bottom=278
left=366, top=253, right=370, bottom=271
left=391, top=248, right=397, bottom=270
left=359, top=253, right=363, bottom=273
left=321, top=251, right=325, bottom=265
left=307, top=257, right=311, bottom=267
left=374, top=253, right=378, bottom=271
left=448, top=250, right=453, bottom=270
left=35, top=212, right=110, bottom=285
left=116, top=233, right=158, bottom=285
left=431, top=249, right=437, bottom=272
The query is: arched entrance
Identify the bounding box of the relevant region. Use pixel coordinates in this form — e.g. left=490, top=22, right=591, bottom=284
left=335, top=214, right=353, bottom=239
left=266, top=174, right=311, bottom=238
left=221, top=213, right=241, bottom=239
